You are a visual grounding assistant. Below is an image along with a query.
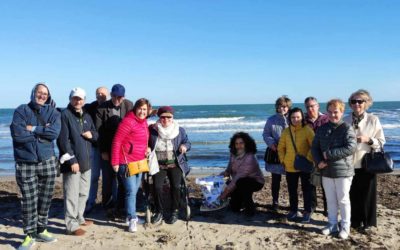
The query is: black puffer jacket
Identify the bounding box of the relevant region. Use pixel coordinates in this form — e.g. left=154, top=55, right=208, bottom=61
left=311, top=121, right=357, bottom=178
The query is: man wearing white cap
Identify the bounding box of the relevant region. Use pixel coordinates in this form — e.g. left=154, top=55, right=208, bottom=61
left=57, top=87, right=98, bottom=236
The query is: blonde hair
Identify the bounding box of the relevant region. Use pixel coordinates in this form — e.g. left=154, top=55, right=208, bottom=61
left=327, top=99, right=345, bottom=113
left=348, top=89, right=373, bottom=110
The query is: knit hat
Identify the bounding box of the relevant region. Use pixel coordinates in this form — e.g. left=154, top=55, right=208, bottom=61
left=111, top=84, right=125, bottom=97
left=157, top=106, right=174, bottom=117
left=69, top=87, right=86, bottom=100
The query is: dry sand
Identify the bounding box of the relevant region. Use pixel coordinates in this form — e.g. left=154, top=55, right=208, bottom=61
left=0, top=173, right=399, bottom=250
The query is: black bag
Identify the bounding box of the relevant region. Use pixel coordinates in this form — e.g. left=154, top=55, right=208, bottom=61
left=288, top=127, right=314, bottom=173
left=264, top=147, right=280, bottom=164
left=362, top=142, right=394, bottom=174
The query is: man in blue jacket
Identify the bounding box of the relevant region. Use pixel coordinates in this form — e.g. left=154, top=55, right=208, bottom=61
left=10, top=83, right=61, bottom=250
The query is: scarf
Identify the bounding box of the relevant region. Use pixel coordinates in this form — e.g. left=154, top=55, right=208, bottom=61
left=352, top=112, right=365, bottom=130
left=156, top=120, right=180, bottom=140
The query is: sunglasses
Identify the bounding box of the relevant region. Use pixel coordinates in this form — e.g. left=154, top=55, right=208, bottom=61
left=350, top=99, right=366, bottom=105
left=160, top=116, right=173, bottom=119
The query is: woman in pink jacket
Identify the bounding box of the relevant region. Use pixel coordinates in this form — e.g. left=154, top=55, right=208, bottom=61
left=220, top=132, right=265, bottom=216
left=111, top=98, right=151, bottom=233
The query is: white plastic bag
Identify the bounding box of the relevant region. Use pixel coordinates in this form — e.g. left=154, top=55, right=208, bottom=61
left=195, top=175, right=228, bottom=211
left=148, top=150, right=160, bottom=175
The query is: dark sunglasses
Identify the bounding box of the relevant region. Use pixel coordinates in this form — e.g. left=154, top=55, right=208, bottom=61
left=160, top=116, right=173, bottom=119
left=350, top=99, right=365, bottom=105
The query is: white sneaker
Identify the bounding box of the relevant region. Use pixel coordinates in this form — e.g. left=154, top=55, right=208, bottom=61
left=322, top=224, right=339, bottom=236
left=128, top=218, right=138, bottom=232
left=127, top=217, right=144, bottom=226
left=339, top=228, right=350, bottom=239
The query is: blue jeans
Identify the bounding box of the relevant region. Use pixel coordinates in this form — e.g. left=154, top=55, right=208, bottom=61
left=118, top=165, right=142, bottom=219
left=87, top=147, right=102, bottom=208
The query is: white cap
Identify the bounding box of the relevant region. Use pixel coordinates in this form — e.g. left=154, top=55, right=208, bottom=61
left=69, top=87, right=86, bottom=100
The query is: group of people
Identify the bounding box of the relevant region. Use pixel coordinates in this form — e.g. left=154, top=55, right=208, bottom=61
left=10, top=83, right=385, bottom=250
left=10, top=83, right=191, bottom=250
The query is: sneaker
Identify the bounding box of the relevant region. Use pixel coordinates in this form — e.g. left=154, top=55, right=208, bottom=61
left=322, top=224, right=339, bottom=236
left=18, top=235, right=35, bottom=250
left=128, top=218, right=138, bottom=232
left=301, top=212, right=311, bottom=223
left=339, top=228, right=350, bottom=240
left=271, top=203, right=279, bottom=212
left=151, top=212, right=163, bottom=224
left=36, top=229, right=57, bottom=243
left=286, top=211, right=297, bottom=220
left=166, top=210, right=179, bottom=224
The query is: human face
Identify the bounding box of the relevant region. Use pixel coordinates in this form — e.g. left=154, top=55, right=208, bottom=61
left=235, top=138, right=245, bottom=155
left=111, top=94, right=124, bottom=107
left=35, top=85, right=49, bottom=106
left=350, top=94, right=366, bottom=116
left=277, top=104, right=289, bottom=115
left=290, top=111, right=303, bottom=126
left=70, top=96, right=85, bottom=111
left=159, top=113, right=173, bottom=128
left=135, top=104, right=148, bottom=120
left=305, top=100, right=319, bottom=119
left=327, top=105, right=344, bottom=124
left=96, top=87, right=108, bottom=104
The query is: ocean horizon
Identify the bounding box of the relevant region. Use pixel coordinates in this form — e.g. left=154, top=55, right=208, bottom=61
left=1, top=102, right=399, bottom=176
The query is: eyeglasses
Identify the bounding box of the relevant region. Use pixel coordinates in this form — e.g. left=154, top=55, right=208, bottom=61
left=160, top=116, right=172, bottom=119
left=350, top=99, right=366, bottom=105
left=36, top=91, right=48, bottom=97
left=306, top=104, right=318, bottom=109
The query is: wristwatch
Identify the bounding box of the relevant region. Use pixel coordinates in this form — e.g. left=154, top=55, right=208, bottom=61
left=368, top=138, right=374, bottom=145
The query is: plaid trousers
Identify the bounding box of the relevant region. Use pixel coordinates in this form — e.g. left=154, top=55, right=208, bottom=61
left=15, top=157, right=57, bottom=235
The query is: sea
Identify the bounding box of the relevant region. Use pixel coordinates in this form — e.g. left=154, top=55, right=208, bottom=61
left=1, top=102, right=399, bottom=176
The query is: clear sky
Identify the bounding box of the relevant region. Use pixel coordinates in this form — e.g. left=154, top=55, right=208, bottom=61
left=1, top=0, right=399, bottom=108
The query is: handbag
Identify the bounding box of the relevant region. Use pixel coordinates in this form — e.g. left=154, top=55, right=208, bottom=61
left=288, top=127, right=314, bottom=173
left=264, top=147, right=280, bottom=164
left=148, top=150, right=160, bottom=175
left=362, top=141, right=394, bottom=174
left=122, top=148, right=149, bottom=176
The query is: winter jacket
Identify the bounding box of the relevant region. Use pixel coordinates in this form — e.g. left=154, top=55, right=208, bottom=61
left=262, top=113, right=289, bottom=147
left=305, top=113, right=329, bottom=132
left=57, top=104, right=98, bottom=173
left=96, top=99, right=134, bottom=154
left=224, top=153, right=265, bottom=193
left=344, top=112, right=386, bottom=169
left=148, top=124, right=191, bottom=176
left=10, top=84, right=61, bottom=163
left=278, top=124, right=315, bottom=173
left=311, top=121, right=357, bottom=178
left=111, top=112, right=149, bottom=166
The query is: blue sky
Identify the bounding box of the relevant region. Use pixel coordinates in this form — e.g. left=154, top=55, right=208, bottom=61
left=0, top=0, right=399, bottom=108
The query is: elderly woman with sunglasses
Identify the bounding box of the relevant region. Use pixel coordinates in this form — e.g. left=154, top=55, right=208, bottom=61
left=344, top=89, right=386, bottom=233
left=148, top=106, right=191, bottom=225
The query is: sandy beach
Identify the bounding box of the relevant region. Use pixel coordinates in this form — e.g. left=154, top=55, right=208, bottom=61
left=0, top=173, right=399, bottom=250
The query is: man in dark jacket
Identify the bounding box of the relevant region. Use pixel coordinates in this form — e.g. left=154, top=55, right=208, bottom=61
left=95, top=84, right=133, bottom=215
left=84, top=86, right=109, bottom=213
left=57, top=87, right=98, bottom=236
left=10, top=82, right=61, bottom=250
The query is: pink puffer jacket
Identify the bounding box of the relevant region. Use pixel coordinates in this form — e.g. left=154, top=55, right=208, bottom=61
left=111, top=112, right=149, bottom=166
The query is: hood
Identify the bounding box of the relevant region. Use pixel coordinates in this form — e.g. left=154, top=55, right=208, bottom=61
left=29, top=82, right=56, bottom=110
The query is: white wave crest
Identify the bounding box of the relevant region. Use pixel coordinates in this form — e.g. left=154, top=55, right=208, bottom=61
left=177, top=117, right=245, bottom=124
left=382, top=124, right=400, bottom=129
left=182, top=121, right=265, bottom=128
left=189, top=128, right=263, bottom=133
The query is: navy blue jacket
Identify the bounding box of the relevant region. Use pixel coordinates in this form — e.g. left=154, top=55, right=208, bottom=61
left=10, top=102, right=61, bottom=163
left=57, top=104, right=98, bottom=173
left=148, top=124, right=191, bottom=176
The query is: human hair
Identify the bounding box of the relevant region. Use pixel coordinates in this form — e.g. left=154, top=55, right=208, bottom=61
left=274, top=95, right=292, bottom=113
left=327, top=99, right=345, bottom=113
left=229, top=132, right=257, bottom=155
left=304, top=96, right=318, bottom=104
left=133, top=98, right=151, bottom=116
left=288, top=107, right=306, bottom=127
left=348, top=89, right=373, bottom=110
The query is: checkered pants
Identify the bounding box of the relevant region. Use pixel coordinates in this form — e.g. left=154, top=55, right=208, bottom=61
left=15, top=157, right=57, bottom=235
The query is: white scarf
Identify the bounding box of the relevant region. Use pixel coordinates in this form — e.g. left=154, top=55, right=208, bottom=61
left=156, top=120, right=180, bottom=140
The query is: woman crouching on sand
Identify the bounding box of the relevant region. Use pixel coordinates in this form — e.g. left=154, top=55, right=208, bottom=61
left=220, top=132, right=265, bottom=216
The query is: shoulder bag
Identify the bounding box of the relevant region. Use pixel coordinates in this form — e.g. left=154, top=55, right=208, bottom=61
left=122, top=147, right=149, bottom=176
left=288, top=127, right=314, bottom=173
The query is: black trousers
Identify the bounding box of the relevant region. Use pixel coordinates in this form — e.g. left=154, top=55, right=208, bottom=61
left=102, top=161, right=125, bottom=210
left=230, top=177, right=263, bottom=212
left=350, top=168, right=377, bottom=228
left=286, top=172, right=312, bottom=213
left=153, top=167, right=183, bottom=213
left=311, top=183, right=327, bottom=213
left=271, top=173, right=282, bottom=205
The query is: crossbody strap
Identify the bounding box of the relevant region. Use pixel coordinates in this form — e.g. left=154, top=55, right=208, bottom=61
left=288, top=126, right=298, bottom=154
